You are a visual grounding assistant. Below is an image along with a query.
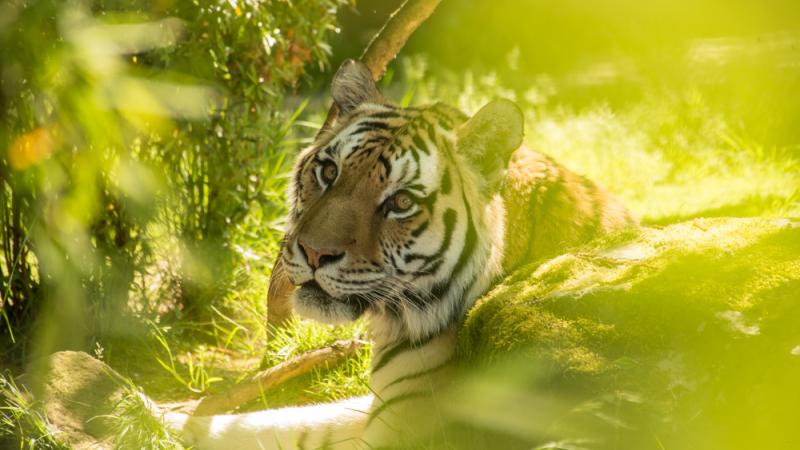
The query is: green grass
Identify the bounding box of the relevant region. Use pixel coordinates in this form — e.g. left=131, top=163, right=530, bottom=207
left=0, top=373, right=69, bottom=450
left=526, top=95, right=800, bottom=223
left=256, top=317, right=371, bottom=408
left=102, top=382, right=185, bottom=450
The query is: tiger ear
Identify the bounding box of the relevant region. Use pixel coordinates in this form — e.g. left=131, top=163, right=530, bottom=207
left=331, top=59, right=384, bottom=115
left=457, top=99, right=524, bottom=187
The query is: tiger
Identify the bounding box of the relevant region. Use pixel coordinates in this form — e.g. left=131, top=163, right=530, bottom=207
left=163, top=59, right=636, bottom=449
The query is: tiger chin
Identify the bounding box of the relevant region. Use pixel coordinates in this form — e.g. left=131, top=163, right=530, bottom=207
left=162, top=59, right=636, bottom=449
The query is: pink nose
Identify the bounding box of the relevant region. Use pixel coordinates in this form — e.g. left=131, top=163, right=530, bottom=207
left=298, top=240, right=344, bottom=269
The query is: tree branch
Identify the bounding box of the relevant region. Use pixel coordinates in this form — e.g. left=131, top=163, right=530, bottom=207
left=317, top=0, right=443, bottom=134
left=193, top=338, right=367, bottom=415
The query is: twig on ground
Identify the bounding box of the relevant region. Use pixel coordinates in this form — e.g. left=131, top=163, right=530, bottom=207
left=192, top=338, right=368, bottom=415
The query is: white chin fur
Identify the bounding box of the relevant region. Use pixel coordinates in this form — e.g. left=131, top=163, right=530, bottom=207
left=291, top=290, right=361, bottom=325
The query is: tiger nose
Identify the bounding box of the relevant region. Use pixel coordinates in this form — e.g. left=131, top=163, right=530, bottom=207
left=298, top=240, right=345, bottom=270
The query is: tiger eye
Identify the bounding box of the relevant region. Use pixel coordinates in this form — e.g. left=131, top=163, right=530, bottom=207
left=391, top=192, right=414, bottom=212
left=320, top=161, right=338, bottom=184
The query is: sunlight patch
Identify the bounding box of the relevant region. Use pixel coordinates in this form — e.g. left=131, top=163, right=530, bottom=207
left=716, top=310, right=760, bottom=336
left=601, top=243, right=653, bottom=261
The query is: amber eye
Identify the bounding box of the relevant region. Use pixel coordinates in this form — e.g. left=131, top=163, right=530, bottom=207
left=318, top=161, right=338, bottom=185
left=388, top=191, right=416, bottom=214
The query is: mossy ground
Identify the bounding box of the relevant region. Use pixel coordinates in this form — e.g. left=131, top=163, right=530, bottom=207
left=451, top=217, right=800, bottom=450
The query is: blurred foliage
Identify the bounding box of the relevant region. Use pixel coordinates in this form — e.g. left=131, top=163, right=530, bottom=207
left=451, top=218, right=800, bottom=450
left=0, top=0, right=351, bottom=365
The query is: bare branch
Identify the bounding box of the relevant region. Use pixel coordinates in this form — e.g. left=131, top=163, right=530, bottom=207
left=361, top=0, right=443, bottom=79
left=193, top=338, right=367, bottom=415
left=317, top=0, right=443, bottom=133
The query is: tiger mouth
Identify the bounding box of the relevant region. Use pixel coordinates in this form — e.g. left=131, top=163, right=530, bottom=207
left=299, top=280, right=368, bottom=309
left=299, top=280, right=330, bottom=298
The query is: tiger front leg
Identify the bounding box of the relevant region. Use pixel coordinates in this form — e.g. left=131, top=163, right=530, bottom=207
left=163, top=395, right=374, bottom=450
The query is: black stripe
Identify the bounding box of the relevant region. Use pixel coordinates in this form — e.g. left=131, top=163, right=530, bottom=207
left=412, top=154, right=422, bottom=183
left=410, top=220, right=429, bottom=238
left=426, top=122, right=438, bottom=145
left=294, top=151, right=315, bottom=199
left=377, top=154, right=392, bottom=176
left=323, top=141, right=341, bottom=157
left=350, top=142, right=376, bottom=160
left=366, top=391, right=428, bottom=427
left=353, top=120, right=390, bottom=135
left=419, top=258, right=443, bottom=277
left=431, top=188, right=478, bottom=299
left=441, top=167, right=451, bottom=194
left=450, top=274, right=480, bottom=322
left=371, top=328, right=441, bottom=374
left=363, top=135, right=390, bottom=146
left=370, top=110, right=402, bottom=119
left=404, top=208, right=455, bottom=265
left=436, top=113, right=457, bottom=129
left=371, top=339, right=412, bottom=374
left=411, top=132, right=429, bottom=155
left=358, top=119, right=391, bottom=129
left=524, top=161, right=564, bottom=259
left=381, top=358, right=453, bottom=390
left=406, top=141, right=422, bottom=168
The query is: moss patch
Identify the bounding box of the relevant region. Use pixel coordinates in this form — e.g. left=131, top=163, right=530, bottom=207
left=454, top=217, right=800, bottom=450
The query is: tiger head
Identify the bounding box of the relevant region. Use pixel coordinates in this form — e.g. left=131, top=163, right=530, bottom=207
left=281, top=60, right=523, bottom=342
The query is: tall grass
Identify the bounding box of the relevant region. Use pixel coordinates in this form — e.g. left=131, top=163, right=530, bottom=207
left=103, top=382, right=185, bottom=450
left=0, top=373, right=68, bottom=450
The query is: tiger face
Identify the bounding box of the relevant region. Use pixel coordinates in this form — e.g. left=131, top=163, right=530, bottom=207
left=281, top=60, right=523, bottom=341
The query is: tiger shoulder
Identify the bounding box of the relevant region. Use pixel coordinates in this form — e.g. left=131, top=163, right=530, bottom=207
left=501, top=146, right=637, bottom=271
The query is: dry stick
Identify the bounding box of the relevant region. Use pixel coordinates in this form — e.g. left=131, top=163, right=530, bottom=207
left=193, top=338, right=367, bottom=415
left=266, top=0, right=443, bottom=326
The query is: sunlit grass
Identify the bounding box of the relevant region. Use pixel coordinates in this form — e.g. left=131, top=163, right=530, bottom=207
left=527, top=100, right=800, bottom=223
left=0, top=373, right=68, bottom=450
left=256, top=317, right=371, bottom=408
left=103, top=383, right=185, bottom=450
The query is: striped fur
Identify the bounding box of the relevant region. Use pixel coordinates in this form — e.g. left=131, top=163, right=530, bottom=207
left=164, top=60, right=635, bottom=449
